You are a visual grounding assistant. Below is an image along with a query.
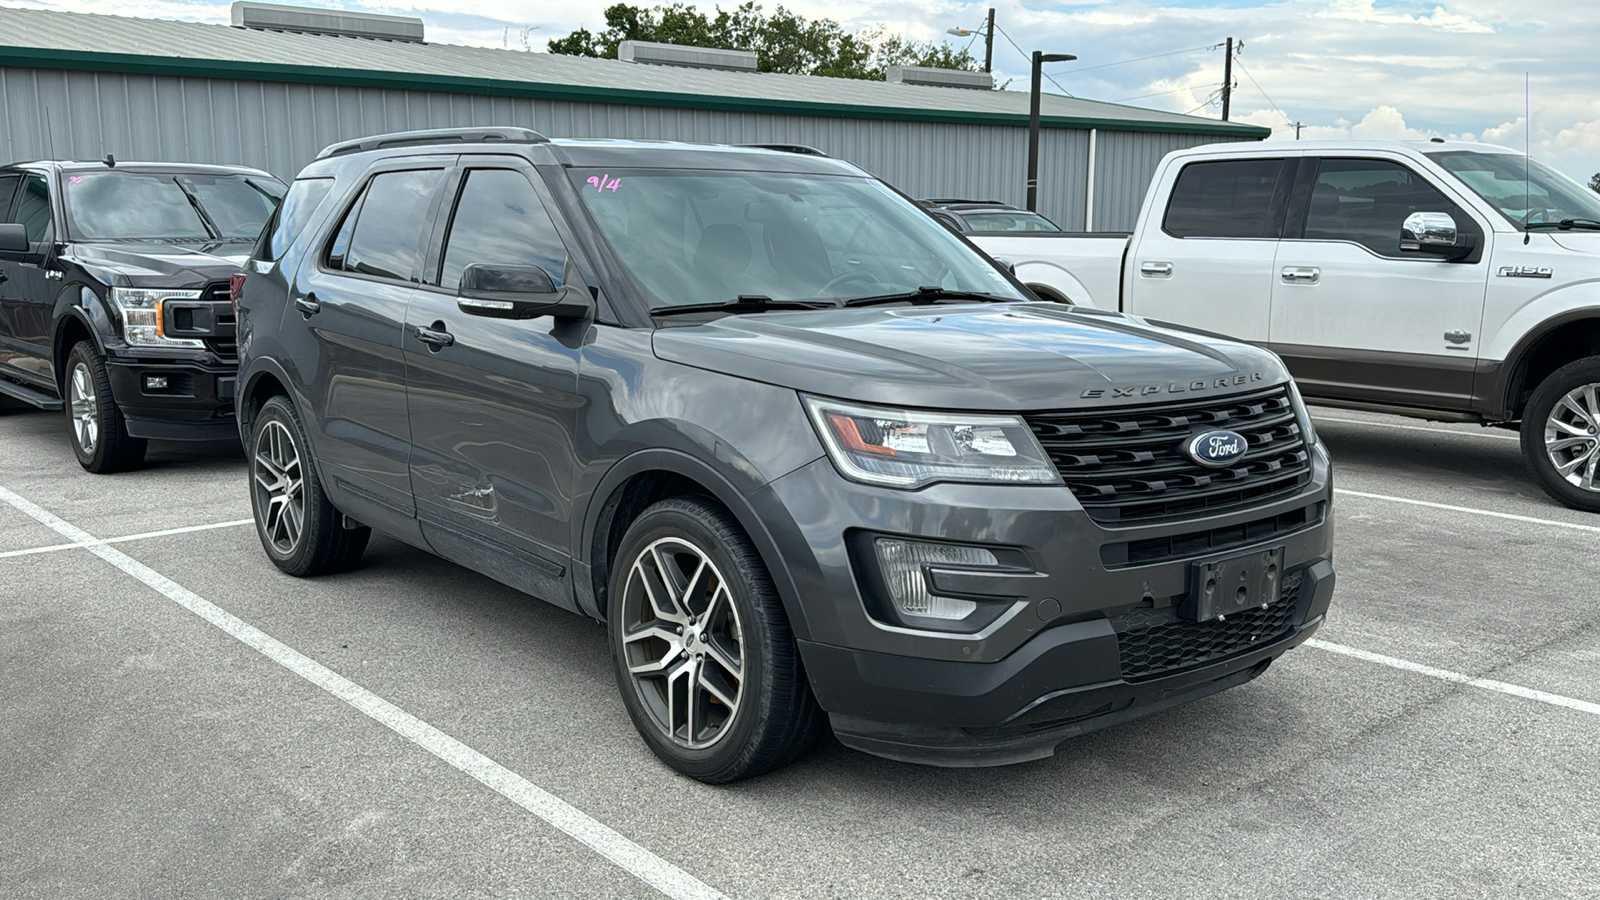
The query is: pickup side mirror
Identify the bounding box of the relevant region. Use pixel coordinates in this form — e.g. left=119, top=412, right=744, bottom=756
left=0, top=223, right=38, bottom=262
left=1400, top=212, right=1475, bottom=261
left=456, top=263, right=592, bottom=320
left=990, top=256, right=1017, bottom=275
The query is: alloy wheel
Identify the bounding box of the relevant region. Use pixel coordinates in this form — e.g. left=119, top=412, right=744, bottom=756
left=1544, top=382, right=1600, bottom=492
left=619, top=537, right=745, bottom=750
left=68, top=362, right=98, bottom=454
left=253, top=420, right=305, bottom=554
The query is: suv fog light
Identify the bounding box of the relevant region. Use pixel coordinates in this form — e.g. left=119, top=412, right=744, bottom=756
left=874, top=538, right=999, bottom=620
left=144, top=375, right=169, bottom=391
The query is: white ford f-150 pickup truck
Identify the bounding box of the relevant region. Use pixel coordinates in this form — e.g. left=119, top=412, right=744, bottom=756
left=973, top=139, right=1600, bottom=512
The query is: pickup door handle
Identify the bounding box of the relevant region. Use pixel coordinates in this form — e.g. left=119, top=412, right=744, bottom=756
left=413, top=324, right=455, bottom=350
left=293, top=294, right=321, bottom=316
left=1139, top=262, right=1173, bottom=278
left=1281, top=267, right=1320, bottom=284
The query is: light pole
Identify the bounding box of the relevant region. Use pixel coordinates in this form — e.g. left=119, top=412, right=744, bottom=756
left=1028, top=50, right=1076, bottom=212
left=946, top=8, right=996, bottom=74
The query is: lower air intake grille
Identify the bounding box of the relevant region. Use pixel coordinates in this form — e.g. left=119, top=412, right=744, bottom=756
left=1112, top=571, right=1302, bottom=680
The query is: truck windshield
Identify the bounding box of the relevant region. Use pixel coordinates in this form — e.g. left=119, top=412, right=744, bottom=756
left=568, top=169, right=1023, bottom=308
left=1425, top=151, right=1600, bottom=230
left=64, top=171, right=285, bottom=241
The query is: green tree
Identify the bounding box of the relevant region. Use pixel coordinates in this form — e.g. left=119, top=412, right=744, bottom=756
left=546, top=2, right=977, bottom=81
left=1590, top=172, right=1600, bottom=194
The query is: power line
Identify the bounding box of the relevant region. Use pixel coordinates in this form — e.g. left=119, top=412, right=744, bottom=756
left=992, top=22, right=1075, bottom=97
left=1117, top=83, right=1214, bottom=103
left=1232, top=58, right=1295, bottom=126
left=1073, top=44, right=1218, bottom=74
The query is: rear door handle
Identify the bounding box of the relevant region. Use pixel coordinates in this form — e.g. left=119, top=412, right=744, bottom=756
left=413, top=324, right=455, bottom=350
left=293, top=293, right=321, bottom=316
left=1139, top=261, right=1172, bottom=278
left=1281, top=267, right=1320, bottom=284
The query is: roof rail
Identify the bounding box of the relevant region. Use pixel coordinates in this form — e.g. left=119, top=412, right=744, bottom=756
left=316, top=127, right=549, bottom=159
left=738, top=144, right=829, bottom=157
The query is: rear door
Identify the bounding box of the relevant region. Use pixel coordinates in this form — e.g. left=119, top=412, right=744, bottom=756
left=402, top=160, right=586, bottom=611
left=1125, top=155, right=1297, bottom=342
left=1268, top=156, right=1490, bottom=409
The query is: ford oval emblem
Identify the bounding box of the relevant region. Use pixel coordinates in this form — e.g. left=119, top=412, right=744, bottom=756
left=1185, top=430, right=1249, bottom=468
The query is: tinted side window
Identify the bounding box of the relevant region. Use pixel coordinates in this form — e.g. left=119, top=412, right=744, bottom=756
left=15, top=174, right=54, bottom=244
left=257, top=177, right=334, bottom=261
left=1163, top=159, right=1285, bottom=238
left=1302, top=158, right=1465, bottom=257
left=438, top=169, right=568, bottom=291
left=342, top=169, right=444, bottom=282
left=0, top=174, right=20, bottom=221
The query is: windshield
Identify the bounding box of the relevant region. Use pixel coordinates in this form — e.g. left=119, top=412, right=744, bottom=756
left=1425, top=151, right=1600, bottom=230
left=961, top=210, right=1061, bottom=233
left=64, top=171, right=285, bottom=241
left=568, top=168, right=1024, bottom=308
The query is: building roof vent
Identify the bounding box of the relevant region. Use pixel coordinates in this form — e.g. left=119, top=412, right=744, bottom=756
left=618, top=40, right=759, bottom=73
left=885, top=65, right=993, bottom=91
left=230, top=2, right=425, bottom=43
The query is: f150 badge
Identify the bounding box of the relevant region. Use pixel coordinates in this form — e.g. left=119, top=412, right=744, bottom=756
left=1498, top=266, right=1553, bottom=278
left=1186, top=430, right=1249, bottom=468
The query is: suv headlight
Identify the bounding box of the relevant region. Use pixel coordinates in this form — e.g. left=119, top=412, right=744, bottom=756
left=1285, top=380, right=1319, bottom=446
left=110, top=288, right=205, bottom=348
left=802, top=395, right=1059, bottom=489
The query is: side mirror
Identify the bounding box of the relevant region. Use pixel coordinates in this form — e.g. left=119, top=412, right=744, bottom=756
left=991, top=256, right=1017, bottom=275
left=456, top=263, right=591, bottom=320
left=1400, top=212, right=1474, bottom=261
left=0, top=223, right=35, bottom=261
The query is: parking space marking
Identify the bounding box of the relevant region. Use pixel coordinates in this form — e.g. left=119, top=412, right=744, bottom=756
left=1308, top=639, right=1600, bottom=717
left=0, top=484, right=727, bottom=900
left=1334, top=488, right=1600, bottom=535
left=0, top=518, right=254, bottom=560
left=1312, top=415, right=1521, bottom=441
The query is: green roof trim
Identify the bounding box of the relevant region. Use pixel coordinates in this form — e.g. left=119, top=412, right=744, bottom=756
left=0, top=44, right=1272, bottom=139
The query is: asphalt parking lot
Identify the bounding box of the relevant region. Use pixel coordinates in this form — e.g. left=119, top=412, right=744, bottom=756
left=2, top=401, right=1597, bottom=899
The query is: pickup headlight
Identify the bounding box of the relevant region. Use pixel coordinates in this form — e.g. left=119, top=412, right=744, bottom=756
left=109, top=288, right=205, bottom=348
left=1285, top=380, right=1319, bottom=446
left=802, top=395, right=1060, bottom=489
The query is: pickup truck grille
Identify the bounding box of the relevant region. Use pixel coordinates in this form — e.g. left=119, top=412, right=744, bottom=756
left=1024, top=386, right=1312, bottom=525
left=200, top=283, right=237, bottom=361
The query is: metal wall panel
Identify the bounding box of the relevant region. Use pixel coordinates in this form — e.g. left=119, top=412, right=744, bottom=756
left=1, top=66, right=1245, bottom=232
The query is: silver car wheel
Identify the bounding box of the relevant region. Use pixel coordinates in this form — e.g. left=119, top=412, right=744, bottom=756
left=1544, top=382, right=1600, bottom=492
left=253, top=420, right=305, bottom=554
left=68, top=361, right=98, bottom=454
left=619, top=537, right=745, bottom=750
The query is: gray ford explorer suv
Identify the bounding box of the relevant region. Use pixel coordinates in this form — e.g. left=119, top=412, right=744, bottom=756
left=235, top=127, right=1336, bottom=783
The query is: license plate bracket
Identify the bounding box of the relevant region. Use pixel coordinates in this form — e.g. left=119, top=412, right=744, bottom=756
left=1186, top=547, right=1285, bottom=622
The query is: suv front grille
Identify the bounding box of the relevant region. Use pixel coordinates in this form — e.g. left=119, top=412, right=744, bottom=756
left=200, top=282, right=237, bottom=361
left=1024, top=386, right=1311, bottom=525
left=1112, top=570, right=1303, bottom=680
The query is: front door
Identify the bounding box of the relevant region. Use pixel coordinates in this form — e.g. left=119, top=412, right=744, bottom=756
left=0, top=172, right=60, bottom=387
left=1125, top=156, right=1296, bottom=343
left=1269, top=157, right=1490, bottom=410
left=403, top=163, right=585, bottom=610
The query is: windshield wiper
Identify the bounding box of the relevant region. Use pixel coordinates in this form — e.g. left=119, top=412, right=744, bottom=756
left=840, top=287, right=1011, bottom=308
left=1524, top=218, right=1600, bottom=231
left=650, top=295, right=840, bottom=317
left=171, top=178, right=224, bottom=240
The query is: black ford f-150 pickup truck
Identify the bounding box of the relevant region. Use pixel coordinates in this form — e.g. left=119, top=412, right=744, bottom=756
left=0, top=160, right=285, bottom=471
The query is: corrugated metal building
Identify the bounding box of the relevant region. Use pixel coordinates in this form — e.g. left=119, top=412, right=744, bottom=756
left=0, top=4, right=1267, bottom=230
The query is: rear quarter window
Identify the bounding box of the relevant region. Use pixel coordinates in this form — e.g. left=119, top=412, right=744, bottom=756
left=254, top=177, right=334, bottom=262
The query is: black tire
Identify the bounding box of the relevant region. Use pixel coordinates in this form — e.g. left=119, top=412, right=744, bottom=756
left=63, top=340, right=147, bottom=473
left=1521, top=356, right=1600, bottom=512
left=249, top=394, right=370, bottom=576
left=608, top=496, right=824, bottom=783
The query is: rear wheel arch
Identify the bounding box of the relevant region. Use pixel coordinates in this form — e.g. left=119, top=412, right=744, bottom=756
left=1502, top=313, right=1600, bottom=419
left=1026, top=283, right=1072, bottom=305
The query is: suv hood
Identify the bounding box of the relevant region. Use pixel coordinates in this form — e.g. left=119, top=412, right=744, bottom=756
left=652, top=302, right=1289, bottom=411
left=64, top=241, right=251, bottom=288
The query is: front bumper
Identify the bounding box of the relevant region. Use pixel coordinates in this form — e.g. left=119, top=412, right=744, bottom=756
left=106, top=355, right=237, bottom=441
left=755, top=444, right=1335, bottom=764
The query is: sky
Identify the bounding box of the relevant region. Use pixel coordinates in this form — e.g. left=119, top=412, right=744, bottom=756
left=13, top=0, right=1599, bottom=184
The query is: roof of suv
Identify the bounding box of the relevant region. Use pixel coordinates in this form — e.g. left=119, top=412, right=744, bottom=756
left=3, top=159, right=279, bottom=179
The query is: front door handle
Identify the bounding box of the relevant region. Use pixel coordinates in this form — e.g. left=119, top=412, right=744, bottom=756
left=293, top=293, right=321, bottom=316
left=413, top=323, right=455, bottom=350
left=1139, top=261, right=1173, bottom=278
left=1280, top=266, right=1321, bottom=284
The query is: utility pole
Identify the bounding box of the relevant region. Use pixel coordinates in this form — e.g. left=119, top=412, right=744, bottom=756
left=1221, top=37, right=1233, bottom=121
left=984, top=8, right=995, bottom=74
left=1294, top=121, right=1303, bottom=139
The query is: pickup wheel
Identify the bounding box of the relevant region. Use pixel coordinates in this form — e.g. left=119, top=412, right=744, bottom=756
left=608, top=496, right=824, bottom=783
left=1521, top=357, right=1600, bottom=512
left=249, top=395, right=370, bottom=576
left=64, top=340, right=147, bottom=473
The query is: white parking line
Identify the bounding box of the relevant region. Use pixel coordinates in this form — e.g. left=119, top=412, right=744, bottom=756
left=0, top=484, right=727, bottom=900
left=1334, top=488, right=1600, bottom=535
left=1312, top=415, right=1521, bottom=441
left=1308, top=639, right=1600, bottom=717
left=0, top=518, right=254, bottom=560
